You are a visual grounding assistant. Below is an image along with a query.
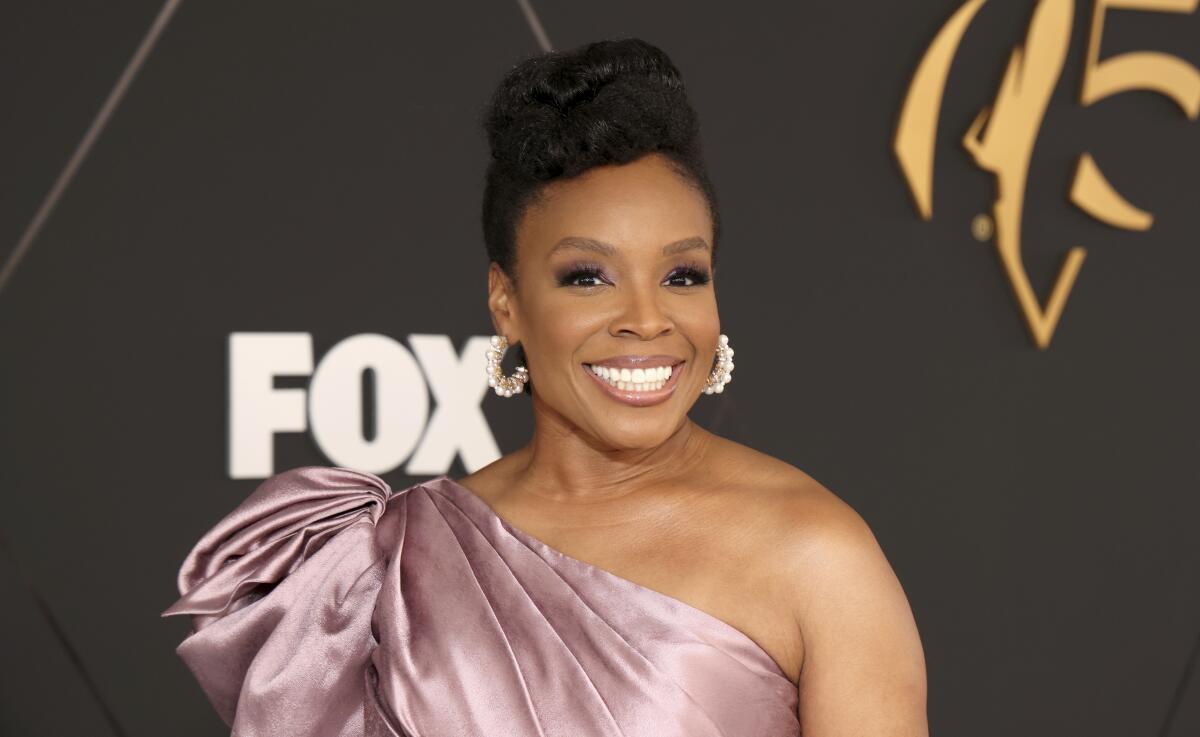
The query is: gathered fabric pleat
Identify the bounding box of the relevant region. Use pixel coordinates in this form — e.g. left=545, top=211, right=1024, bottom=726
left=163, top=466, right=800, bottom=737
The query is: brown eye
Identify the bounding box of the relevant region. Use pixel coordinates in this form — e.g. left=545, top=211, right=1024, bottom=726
left=663, top=266, right=711, bottom=287
left=557, top=265, right=611, bottom=288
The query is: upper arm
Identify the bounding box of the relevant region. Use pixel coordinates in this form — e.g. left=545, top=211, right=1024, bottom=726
left=786, top=494, right=929, bottom=737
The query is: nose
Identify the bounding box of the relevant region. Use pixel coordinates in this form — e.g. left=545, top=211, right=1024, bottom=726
left=610, top=286, right=675, bottom=340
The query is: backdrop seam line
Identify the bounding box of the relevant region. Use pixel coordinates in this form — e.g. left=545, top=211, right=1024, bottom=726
left=0, top=0, right=185, bottom=298
left=0, top=531, right=130, bottom=737
left=515, top=0, right=554, bottom=52
left=1158, top=622, right=1200, bottom=737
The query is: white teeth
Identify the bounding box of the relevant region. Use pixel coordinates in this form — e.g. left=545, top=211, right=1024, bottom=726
left=586, top=363, right=676, bottom=393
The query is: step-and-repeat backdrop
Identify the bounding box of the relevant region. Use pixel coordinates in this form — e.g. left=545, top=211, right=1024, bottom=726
left=1, top=1, right=1197, bottom=735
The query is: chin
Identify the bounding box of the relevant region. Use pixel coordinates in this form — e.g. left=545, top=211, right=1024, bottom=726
left=587, top=413, right=684, bottom=451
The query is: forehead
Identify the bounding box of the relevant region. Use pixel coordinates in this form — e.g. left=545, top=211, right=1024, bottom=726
left=516, top=153, right=712, bottom=259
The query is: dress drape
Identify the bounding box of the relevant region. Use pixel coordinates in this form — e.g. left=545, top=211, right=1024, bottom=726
left=162, top=466, right=800, bottom=736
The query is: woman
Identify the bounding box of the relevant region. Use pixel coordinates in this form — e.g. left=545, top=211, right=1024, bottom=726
left=163, top=38, right=928, bottom=737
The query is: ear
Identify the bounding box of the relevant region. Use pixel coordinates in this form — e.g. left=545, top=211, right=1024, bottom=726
left=487, top=262, right=520, bottom=342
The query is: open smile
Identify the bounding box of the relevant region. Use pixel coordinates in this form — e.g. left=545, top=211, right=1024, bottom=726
left=580, top=356, right=685, bottom=407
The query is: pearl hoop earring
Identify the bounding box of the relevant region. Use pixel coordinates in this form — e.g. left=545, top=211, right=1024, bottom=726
left=702, top=334, right=734, bottom=394
left=486, top=335, right=529, bottom=397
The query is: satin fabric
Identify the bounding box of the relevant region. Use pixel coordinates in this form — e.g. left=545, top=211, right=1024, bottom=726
left=162, top=466, right=800, bottom=736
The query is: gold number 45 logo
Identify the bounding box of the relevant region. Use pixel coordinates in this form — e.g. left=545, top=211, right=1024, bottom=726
left=895, top=0, right=1199, bottom=348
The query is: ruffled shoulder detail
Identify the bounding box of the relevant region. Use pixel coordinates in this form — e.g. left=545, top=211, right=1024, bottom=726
left=162, top=465, right=392, bottom=626
left=161, top=465, right=401, bottom=734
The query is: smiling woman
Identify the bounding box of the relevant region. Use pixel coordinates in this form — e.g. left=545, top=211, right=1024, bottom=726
left=163, top=37, right=929, bottom=737
left=487, top=148, right=725, bottom=444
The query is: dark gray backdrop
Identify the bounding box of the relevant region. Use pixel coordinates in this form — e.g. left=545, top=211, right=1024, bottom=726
left=1, top=1, right=1197, bottom=735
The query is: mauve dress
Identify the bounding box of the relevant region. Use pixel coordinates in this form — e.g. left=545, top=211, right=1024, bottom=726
left=162, top=465, right=800, bottom=736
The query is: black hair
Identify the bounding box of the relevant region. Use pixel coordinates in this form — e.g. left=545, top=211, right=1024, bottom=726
left=481, top=37, right=721, bottom=278
left=479, top=37, right=721, bottom=395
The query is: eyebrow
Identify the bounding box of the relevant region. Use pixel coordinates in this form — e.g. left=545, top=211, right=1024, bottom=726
left=548, top=236, right=710, bottom=257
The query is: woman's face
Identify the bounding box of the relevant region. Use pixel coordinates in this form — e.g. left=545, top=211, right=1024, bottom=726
left=489, top=152, right=719, bottom=450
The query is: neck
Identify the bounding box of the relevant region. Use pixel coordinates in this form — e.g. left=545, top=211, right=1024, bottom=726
left=509, top=395, right=713, bottom=505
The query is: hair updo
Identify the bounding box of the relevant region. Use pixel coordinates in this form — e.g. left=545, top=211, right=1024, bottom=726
left=480, top=37, right=721, bottom=282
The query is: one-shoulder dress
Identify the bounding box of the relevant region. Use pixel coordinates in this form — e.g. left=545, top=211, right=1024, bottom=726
left=162, top=466, right=800, bottom=736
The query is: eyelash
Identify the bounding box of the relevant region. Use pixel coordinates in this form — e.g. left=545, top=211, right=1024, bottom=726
left=556, top=262, right=712, bottom=289
left=665, top=263, right=712, bottom=287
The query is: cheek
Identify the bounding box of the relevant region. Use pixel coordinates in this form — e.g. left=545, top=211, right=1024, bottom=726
left=522, top=295, right=607, bottom=369
left=677, top=299, right=721, bottom=342
left=544, top=316, right=597, bottom=360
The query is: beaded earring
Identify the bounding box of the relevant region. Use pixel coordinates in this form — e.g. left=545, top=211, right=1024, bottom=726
left=486, top=335, right=529, bottom=397
left=702, top=334, right=734, bottom=394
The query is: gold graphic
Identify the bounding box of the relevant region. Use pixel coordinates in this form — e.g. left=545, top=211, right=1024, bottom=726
left=895, top=0, right=1199, bottom=349
left=971, top=214, right=994, bottom=242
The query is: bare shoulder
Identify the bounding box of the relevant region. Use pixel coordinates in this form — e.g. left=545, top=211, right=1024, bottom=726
left=706, top=435, right=927, bottom=713
left=701, top=433, right=866, bottom=549
left=697, top=435, right=891, bottom=617
left=710, top=437, right=929, bottom=734
left=707, top=433, right=914, bottom=610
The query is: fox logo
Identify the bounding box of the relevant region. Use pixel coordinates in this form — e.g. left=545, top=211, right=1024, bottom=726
left=894, top=0, right=1199, bottom=348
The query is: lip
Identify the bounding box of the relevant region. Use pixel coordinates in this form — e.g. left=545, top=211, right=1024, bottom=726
left=581, top=357, right=685, bottom=408
left=585, top=354, right=683, bottom=369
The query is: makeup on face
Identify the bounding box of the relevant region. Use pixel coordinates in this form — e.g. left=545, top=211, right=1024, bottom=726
left=580, top=354, right=686, bottom=407
left=553, top=260, right=711, bottom=290
left=507, top=154, right=719, bottom=425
